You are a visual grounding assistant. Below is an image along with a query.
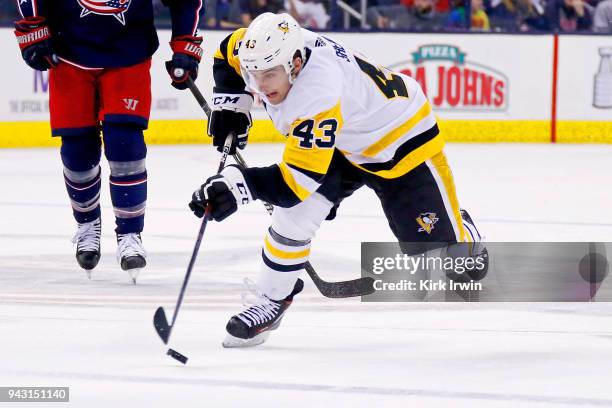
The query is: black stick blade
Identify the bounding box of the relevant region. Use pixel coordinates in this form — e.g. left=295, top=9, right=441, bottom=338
left=167, top=348, right=188, bottom=365
left=351, top=276, right=377, bottom=297
left=322, top=276, right=376, bottom=298
left=305, top=262, right=376, bottom=298
left=153, top=306, right=171, bottom=344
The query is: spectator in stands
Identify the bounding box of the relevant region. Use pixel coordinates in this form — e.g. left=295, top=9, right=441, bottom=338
left=409, top=0, right=449, bottom=29
left=593, top=0, right=612, bottom=31
left=367, top=0, right=447, bottom=29
left=471, top=0, right=492, bottom=29
left=240, top=0, right=286, bottom=25
left=518, top=0, right=553, bottom=30
left=205, top=0, right=243, bottom=27
left=445, top=0, right=490, bottom=29
left=546, top=0, right=594, bottom=31
left=487, top=0, right=523, bottom=30
left=400, top=0, right=450, bottom=13
left=366, top=1, right=404, bottom=29
left=286, top=0, right=331, bottom=28
left=445, top=0, right=468, bottom=28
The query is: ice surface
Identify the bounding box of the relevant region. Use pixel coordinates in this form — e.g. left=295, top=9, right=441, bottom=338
left=1, top=143, right=612, bottom=407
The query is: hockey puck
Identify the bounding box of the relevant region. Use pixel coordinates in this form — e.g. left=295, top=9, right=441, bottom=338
left=167, top=348, right=188, bottom=364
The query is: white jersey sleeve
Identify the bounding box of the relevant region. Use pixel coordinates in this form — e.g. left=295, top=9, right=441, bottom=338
left=266, top=45, right=345, bottom=202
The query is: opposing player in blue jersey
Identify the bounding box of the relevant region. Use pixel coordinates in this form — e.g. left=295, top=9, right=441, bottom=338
left=14, top=0, right=204, bottom=282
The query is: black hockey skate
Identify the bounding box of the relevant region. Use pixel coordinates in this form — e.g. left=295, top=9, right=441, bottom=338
left=71, top=218, right=101, bottom=276
left=223, top=278, right=304, bottom=348
left=116, top=233, right=147, bottom=284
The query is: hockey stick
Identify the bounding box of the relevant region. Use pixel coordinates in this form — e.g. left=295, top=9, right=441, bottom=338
left=185, top=78, right=375, bottom=298
left=231, top=153, right=375, bottom=298
left=186, top=76, right=212, bottom=117
left=153, top=134, right=234, bottom=348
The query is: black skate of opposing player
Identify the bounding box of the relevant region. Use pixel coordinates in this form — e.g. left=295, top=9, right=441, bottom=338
left=223, top=278, right=304, bottom=348
left=116, top=233, right=147, bottom=284
left=72, top=218, right=102, bottom=278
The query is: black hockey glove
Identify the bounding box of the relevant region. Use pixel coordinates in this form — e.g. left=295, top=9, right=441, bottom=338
left=208, top=92, right=253, bottom=155
left=189, top=165, right=255, bottom=222
left=14, top=17, right=58, bottom=71
left=166, top=35, right=203, bottom=90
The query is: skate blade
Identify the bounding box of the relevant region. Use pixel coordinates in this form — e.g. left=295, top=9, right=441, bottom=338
left=86, top=270, right=92, bottom=280
left=127, top=268, right=141, bottom=284
left=222, top=331, right=271, bottom=348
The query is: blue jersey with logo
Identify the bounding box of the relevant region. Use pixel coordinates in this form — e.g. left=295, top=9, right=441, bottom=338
left=17, top=0, right=204, bottom=68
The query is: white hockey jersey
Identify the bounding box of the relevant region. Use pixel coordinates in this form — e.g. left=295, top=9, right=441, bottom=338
left=214, top=28, right=443, bottom=202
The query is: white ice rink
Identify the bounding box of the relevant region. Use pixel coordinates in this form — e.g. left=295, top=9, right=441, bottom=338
left=1, top=143, right=612, bottom=407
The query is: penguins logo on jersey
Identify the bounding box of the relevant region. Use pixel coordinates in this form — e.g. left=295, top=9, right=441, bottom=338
left=278, top=21, right=289, bottom=33
left=77, top=0, right=131, bottom=25
left=416, top=212, right=439, bottom=234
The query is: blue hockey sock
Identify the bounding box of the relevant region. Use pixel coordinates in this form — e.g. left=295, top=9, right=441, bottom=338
left=60, top=134, right=102, bottom=224
left=102, top=122, right=147, bottom=234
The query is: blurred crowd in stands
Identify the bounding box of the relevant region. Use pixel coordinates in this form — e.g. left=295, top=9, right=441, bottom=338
left=1, top=0, right=610, bottom=32
left=366, top=0, right=612, bottom=31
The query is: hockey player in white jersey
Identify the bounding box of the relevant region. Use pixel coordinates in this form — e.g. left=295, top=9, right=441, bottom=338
left=189, top=13, right=484, bottom=347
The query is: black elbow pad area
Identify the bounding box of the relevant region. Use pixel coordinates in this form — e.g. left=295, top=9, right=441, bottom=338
left=243, top=165, right=302, bottom=208
left=213, top=58, right=247, bottom=91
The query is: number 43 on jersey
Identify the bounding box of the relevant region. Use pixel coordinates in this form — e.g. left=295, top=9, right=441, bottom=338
left=292, top=117, right=339, bottom=149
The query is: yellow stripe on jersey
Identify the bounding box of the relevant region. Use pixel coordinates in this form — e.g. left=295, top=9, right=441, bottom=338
left=278, top=162, right=312, bottom=201
left=361, top=102, right=433, bottom=158
left=281, top=100, right=343, bottom=175
left=264, top=237, right=311, bottom=260
left=282, top=134, right=336, bottom=176
left=213, top=28, right=247, bottom=76
left=428, top=151, right=470, bottom=243
left=351, top=132, right=445, bottom=179
left=226, top=28, right=247, bottom=75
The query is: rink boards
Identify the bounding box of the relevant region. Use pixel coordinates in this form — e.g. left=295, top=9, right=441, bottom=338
left=0, top=29, right=611, bottom=147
